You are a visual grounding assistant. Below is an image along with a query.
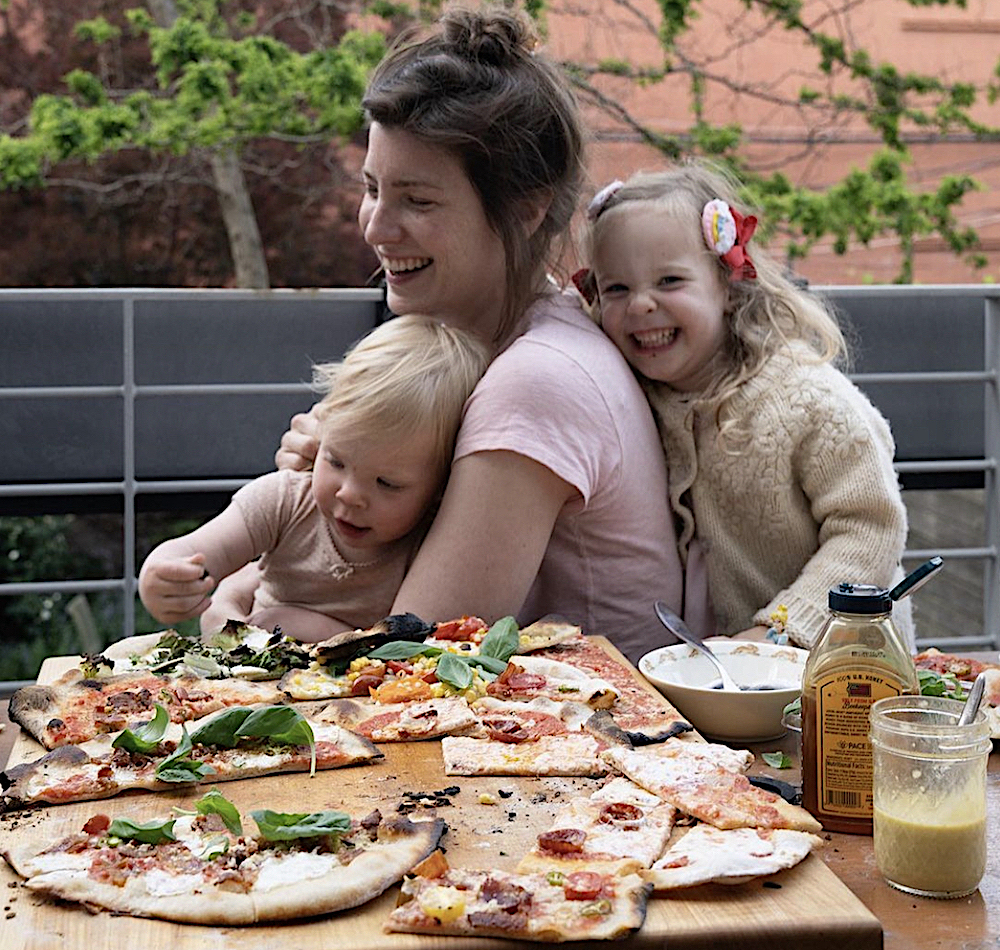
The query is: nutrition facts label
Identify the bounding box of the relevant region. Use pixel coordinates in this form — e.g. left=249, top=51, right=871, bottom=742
left=816, top=672, right=903, bottom=817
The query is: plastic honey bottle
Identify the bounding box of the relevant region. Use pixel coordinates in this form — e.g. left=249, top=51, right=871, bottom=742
left=801, top=581, right=920, bottom=834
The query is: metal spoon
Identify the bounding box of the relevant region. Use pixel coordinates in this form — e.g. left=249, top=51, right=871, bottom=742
left=958, top=671, right=987, bottom=727
left=654, top=600, right=741, bottom=692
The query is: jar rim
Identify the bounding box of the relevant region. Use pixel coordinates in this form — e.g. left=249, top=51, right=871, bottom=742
left=870, top=695, right=992, bottom=753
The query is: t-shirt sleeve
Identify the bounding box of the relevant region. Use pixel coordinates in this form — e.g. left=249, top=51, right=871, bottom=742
left=454, top=340, right=621, bottom=504
left=231, top=470, right=304, bottom=556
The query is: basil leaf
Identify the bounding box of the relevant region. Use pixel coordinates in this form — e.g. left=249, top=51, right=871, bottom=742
left=108, top=817, right=176, bottom=845
left=155, top=728, right=215, bottom=784
left=112, top=703, right=169, bottom=754
left=436, top=652, right=474, bottom=691
left=479, top=616, right=519, bottom=662
left=464, top=654, right=507, bottom=677
left=251, top=809, right=351, bottom=842
left=189, top=707, right=255, bottom=748
left=918, top=669, right=967, bottom=700
left=195, top=788, right=243, bottom=835
left=368, top=640, right=442, bottom=661
left=762, top=751, right=792, bottom=769
left=236, top=706, right=316, bottom=776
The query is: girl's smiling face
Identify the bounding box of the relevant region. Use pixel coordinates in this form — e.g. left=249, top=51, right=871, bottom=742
left=593, top=202, right=730, bottom=393
left=358, top=123, right=508, bottom=341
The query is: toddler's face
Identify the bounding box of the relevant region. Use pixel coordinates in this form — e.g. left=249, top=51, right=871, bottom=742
left=312, top=422, right=442, bottom=559
left=592, top=203, right=729, bottom=392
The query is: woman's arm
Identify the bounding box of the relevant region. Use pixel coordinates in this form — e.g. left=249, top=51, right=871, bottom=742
left=391, top=450, right=576, bottom=622
left=139, top=504, right=258, bottom=625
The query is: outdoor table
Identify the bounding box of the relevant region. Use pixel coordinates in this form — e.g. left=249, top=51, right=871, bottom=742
left=0, top=644, right=996, bottom=949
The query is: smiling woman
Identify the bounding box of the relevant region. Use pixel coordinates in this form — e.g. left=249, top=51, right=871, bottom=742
left=258, top=5, right=686, bottom=663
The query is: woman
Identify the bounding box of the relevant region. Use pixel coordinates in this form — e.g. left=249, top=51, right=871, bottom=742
left=216, top=5, right=683, bottom=664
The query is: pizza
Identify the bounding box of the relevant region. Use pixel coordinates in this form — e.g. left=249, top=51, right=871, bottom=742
left=317, top=697, right=478, bottom=742
left=533, top=637, right=694, bottom=744
left=441, top=733, right=614, bottom=778
left=1, top=704, right=381, bottom=812
left=644, top=824, right=823, bottom=890
left=516, top=793, right=676, bottom=876
left=913, top=647, right=999, bottom=680
left=385, top=850, right=652, bottom=943
left=423, top=617, right=584, bottom=655
left=3, top=792, right=444, bottom=924
left=601, top=745, right=822, bottom=834
left=485, top=656, right=618, bottom=709
left=9, top=669, right=286, bottom=750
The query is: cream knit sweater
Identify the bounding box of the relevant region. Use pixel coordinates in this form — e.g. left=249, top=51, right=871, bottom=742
left=645, top=345, right=913, bottom=649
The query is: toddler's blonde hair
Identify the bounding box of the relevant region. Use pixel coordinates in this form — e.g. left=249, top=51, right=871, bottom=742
left=313, top=315, right=489, bottom=479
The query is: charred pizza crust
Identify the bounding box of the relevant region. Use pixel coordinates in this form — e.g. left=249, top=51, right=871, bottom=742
left=10, top=669, right=284, bottom=749
left=1, top=708, right=381, bottom=812
left=4, top=811, right=444, bottom=925
left=385, top=861, right=652, bottom=942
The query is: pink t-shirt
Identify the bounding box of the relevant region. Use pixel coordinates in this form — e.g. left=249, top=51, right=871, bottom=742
left=233, top=470, right=416, bottom=631
left=455, top=291, right=683, bottom=664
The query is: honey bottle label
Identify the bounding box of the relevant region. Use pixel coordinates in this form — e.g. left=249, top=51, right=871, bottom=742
left=814, top=672, right=904, bottom=818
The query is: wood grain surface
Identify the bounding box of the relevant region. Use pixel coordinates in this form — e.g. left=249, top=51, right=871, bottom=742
left=0, top=641, right=881, bottom=950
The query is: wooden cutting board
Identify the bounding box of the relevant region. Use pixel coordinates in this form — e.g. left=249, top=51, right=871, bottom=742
left=0, top=640, right=881, bottom=949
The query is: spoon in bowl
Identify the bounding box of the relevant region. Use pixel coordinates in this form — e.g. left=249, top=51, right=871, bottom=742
left=654, top=600, right=741, bottom=692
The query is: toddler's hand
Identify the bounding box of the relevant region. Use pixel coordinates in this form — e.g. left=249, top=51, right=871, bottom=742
left=139, top=552, right=214, bottom=624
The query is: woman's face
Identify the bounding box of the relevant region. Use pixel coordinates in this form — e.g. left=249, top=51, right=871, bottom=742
left=359, top=123, right=507, bottom=339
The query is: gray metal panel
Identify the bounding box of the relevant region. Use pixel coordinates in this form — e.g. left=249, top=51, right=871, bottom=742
left=133, top=296, right=377, bottom=384
left=826, top=289, right=984, bottom=460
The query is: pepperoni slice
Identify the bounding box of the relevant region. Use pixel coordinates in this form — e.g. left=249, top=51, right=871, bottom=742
left=350, top=672, right=385, bottom=696
left=385, top=660, right=413, bottom=675
left=537, top=828, right=586, bottom=854
left=82, top=814, right=111, bottom=836
left=484, top=718, right=530, bottom=743
left=598, top=802, right=644, bottom=826
left=563, top=871, right=605, bottom=901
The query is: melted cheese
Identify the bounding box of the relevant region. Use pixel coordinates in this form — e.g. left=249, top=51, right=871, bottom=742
left=253, top=851, right=339, bottom=892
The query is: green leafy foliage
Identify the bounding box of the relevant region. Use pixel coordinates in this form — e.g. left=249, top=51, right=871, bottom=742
left=251, top=808, right=352, bottom=842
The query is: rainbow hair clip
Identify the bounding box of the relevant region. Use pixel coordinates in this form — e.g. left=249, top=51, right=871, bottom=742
left=702, top=199, right=757, bottom=281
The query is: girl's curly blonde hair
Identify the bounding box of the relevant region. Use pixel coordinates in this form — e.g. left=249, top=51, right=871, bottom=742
left=586, top=160, right=847, bottom=448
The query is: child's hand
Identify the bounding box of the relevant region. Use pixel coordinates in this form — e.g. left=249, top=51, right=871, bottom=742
left=139, top=552, right=214, bottom=624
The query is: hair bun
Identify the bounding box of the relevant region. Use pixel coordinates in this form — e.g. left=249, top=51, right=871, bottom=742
left=442, top=6, right=535, bottom=64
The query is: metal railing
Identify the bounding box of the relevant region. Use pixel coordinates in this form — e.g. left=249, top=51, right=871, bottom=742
left=1, top=286, right=998, bottom=676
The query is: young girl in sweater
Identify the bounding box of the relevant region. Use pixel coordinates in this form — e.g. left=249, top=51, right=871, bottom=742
left=579, top=162, right=912, bottom=649
left=139, top=315, right=488, bottom=642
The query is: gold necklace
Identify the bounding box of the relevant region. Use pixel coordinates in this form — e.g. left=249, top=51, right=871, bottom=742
left=323, top=519, right=383, bottom=580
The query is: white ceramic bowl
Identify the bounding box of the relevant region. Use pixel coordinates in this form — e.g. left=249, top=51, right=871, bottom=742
left=638, top=640, right=808, bottom=743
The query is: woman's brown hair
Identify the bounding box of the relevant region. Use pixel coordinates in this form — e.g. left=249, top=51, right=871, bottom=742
left=362, top=4, right=585, bottom=341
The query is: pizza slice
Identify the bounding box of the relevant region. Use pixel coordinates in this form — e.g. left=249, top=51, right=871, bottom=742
left=601, top=746, right=822, bottom=833
left=644, top=824, right=823, bottom=890
left=317, top=697, right=478, bottom=742
left=913, top=647, right=999, bottom=680
left=1, top=704, right=381, bottom=811
left=3, top=793, right=444, bottom=924
left=486, top=656, right=618, bottom=709
left=385, top=851, right=652, bottom=942
left=532, top=637, right=693, bottom=744
left=441, top=733, right=613, bottom=778
left=516, top=795, right=676, bottom=876
left=9, top=669, right=286, bottom=749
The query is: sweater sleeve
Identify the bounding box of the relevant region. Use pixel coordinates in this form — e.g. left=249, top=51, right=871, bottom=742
left=752, top=376, right=909, bottom=648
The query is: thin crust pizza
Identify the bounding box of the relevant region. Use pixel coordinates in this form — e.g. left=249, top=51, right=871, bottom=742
left=601, top=746, right=822, bottom=834
left=1, top=704, right=381, bottom=812
left=3, top=795, right=444, bottom=924
left=516, top=795, right=676, bottom=876
left=644, top=825, right=823, bottom=890
left=317, top=697, right=477, bottom=742
left=485, top=656, right=619, bottom=709
left=10, top=669, right=285, bottom=749
left=385, top=851, right=652, bottom=943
